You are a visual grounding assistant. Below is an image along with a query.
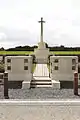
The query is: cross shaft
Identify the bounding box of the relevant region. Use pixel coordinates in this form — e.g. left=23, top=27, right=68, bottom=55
left=38, top=17, right=45, bottom=42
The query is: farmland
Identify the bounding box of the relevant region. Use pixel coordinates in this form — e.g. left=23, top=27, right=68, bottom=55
left=50, top=51, right=80, bottom=55
left=0, top=51, right=80, bottom=55
left=0, top=51, right=33, bottom=55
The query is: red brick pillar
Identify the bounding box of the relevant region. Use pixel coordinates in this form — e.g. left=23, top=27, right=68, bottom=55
left=74, top=71, right=78, bottom=95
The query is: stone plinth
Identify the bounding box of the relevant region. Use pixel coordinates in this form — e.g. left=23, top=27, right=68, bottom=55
left=52, top=80, right=60, bottom=89
left=34, top=42, right=49, bottom=64
left=22, top=81, right=31, bottom=89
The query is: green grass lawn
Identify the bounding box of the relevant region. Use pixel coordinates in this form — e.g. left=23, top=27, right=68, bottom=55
left=0, top=51, right=80, bottom=55
left=0, top=51, right=34, bottom=55
left=50, top=51, right=80, bottom=55
left=47, top=63, right=50, bottom=73
left=32, top=64, right=36, bottom=73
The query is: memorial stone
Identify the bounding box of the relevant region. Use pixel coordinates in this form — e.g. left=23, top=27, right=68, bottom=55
left=34, top=17, right=49, bottom=64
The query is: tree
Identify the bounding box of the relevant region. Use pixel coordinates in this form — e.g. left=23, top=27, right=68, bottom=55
left=0, top=47, right=4, bottom=51
left=45, top=43, right=48, bottom=48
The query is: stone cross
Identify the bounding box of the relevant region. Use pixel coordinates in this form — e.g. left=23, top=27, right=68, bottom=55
left=38, top=17, right=45, bottom=42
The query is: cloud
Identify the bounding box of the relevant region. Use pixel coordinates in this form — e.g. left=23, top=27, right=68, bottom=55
left=0, top=0, right=79, bottom=48
left=0, top=27, right=39, bottom=48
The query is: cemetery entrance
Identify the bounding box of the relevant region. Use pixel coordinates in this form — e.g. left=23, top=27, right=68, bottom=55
left=31, top=64, right=52, bottom=88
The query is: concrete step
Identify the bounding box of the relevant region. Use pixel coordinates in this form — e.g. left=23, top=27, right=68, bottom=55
left=31, top=77, right=52, bottom=88
left=33, top=77, right=51, bottom=80
left=31, top=77, right=60, bottom=89
left=52, top=80, right=60, bottom=89
left=31, top=81, right=52, bottom=85
left=32, top=85, right=52, bottom=88
left=31, top=80, right=51, bottom=82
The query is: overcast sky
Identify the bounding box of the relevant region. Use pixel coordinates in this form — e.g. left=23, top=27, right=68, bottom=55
left=0, top=0, right=79, bottom=48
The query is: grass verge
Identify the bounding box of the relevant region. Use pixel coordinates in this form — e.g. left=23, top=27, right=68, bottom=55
left=0, top=51, right=80, bottom=55
left=32, top=64, right=36, bottom=73
left=47, top=63, right=50, bottom=73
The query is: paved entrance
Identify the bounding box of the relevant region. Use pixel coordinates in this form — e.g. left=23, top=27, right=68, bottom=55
left=31, top=64, right=60, bottom=88
left=31, top=64, right=51, bottom=87
left=33, top=64, right=49, bottom=77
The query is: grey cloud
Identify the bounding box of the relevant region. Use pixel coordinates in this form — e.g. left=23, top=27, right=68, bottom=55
left=0, top=26, right=80, bottom=48
left=0, top=27, right=36, bottom=43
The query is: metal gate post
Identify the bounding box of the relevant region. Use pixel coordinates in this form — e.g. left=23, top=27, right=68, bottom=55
left=74, top=71, right=78, bottom=95
left=3, top=72, right=9, bottom=99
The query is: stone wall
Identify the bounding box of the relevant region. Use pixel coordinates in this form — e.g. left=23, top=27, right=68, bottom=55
left=50, top=56, right=78, bottom=82
left=5, top=56, right=33, bottom=81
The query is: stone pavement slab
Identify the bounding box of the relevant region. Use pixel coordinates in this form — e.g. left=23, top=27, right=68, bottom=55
left=0, top=100, right=80, bottom=120
left=33, top=64, right=49, bottom=77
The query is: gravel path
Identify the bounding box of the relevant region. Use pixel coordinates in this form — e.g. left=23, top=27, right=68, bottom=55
left=0, top=85, right=80, bottom=99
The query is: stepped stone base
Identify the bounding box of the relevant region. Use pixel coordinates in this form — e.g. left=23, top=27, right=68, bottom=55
left=33, top=85, right=52, bottom=88
left=30, top=77, right=60, bottom=89
left=22, top=79, right=60, bottom=89
left=52, top=80, right=60, bottom=89
left=22, top=81, right=31, bottom=89
left=34, top=42, right=49, bottom=64
left=31, top=77, right=52, bottom=88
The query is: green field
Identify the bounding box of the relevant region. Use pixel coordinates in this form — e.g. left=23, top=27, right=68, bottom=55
left=32, top=64, right=36, bottom=73
left=0, top=51, right=33, bottom=55
left=0, top=51, right=80, bottom=55
left=51, top=51, right=80, bottom=55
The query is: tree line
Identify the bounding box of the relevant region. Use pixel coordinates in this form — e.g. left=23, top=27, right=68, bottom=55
left=0, top=44, right=80, bottom=51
